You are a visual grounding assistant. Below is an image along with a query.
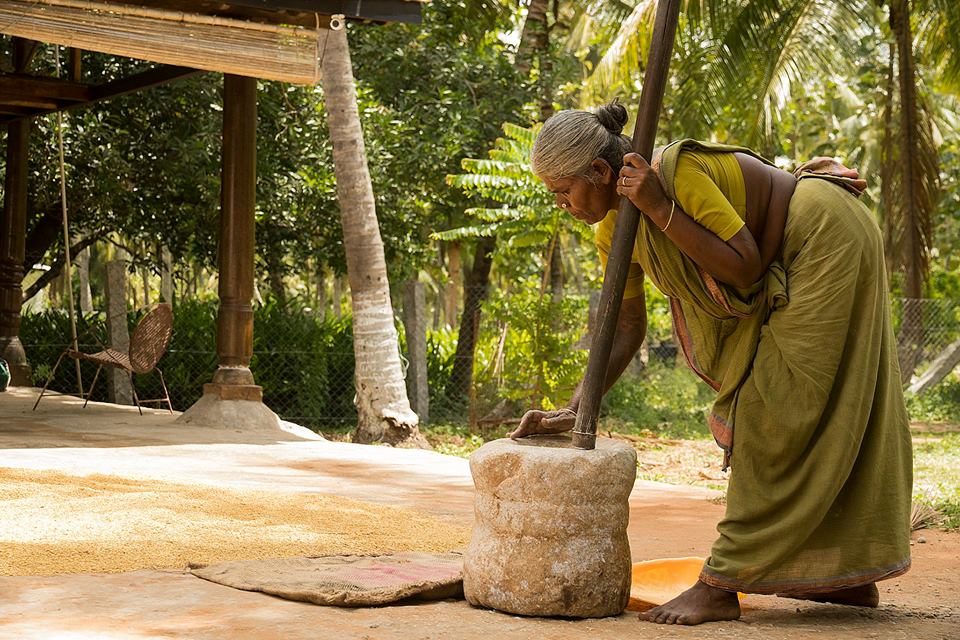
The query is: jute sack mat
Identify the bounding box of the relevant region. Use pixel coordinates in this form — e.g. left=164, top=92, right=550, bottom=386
left=190, top=552, right=464, bottom=606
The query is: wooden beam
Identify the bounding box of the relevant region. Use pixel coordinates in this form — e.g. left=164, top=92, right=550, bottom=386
left=87, top=65, right=200, bottom=102
left=12, top=38, right=39, bottom=73
left=69, top=48, right=82, bottom=82
left=0, top=94, right=59, bottom=110
left=0, top=74, right=91, bottom=103
left=0, top=105, right=37, bottom=116
left=571, top=0, right=682, bottom=450
left=97, top=0, right=421, bottom=26
left=98, top=0, right=422, bottom=27
left=0, top=65, right=201, bottom=124
left=223, top=0, right=423, bottom=23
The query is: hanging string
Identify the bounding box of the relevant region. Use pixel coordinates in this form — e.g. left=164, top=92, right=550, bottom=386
left=53, top=44, right=83, bottom=396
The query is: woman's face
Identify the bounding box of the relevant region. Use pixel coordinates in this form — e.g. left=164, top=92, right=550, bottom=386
left=542, top=159, right=617, bottom=225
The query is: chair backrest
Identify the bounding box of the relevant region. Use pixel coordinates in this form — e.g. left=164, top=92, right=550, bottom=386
left=129, top=303, right=174, bottom=374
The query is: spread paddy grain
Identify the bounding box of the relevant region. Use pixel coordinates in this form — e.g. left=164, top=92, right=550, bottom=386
left=0, top=467, right=470, bottom=576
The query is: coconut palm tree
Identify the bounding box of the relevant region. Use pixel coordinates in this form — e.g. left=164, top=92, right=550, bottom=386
left=321, top=25, right=428, bottom=447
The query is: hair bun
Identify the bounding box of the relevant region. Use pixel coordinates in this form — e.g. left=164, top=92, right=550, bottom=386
left=595, top=99, right=628, bottom=135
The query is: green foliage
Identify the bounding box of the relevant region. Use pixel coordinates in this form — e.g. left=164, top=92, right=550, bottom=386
left=347, top=0, right=530, bottom=279
left=475, top=280, right=589, bottom=410
left=907, top=376, right=960, bottom=423
left=601, top=363, right=715, bottom=440
left=438, top=122, right=591, bottom=259
left=251, top=300, right=356, bottom=429
left=425, top=326, right=460, bottom=416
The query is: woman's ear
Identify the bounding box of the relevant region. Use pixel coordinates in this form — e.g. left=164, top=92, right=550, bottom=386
left=591, top=158, right=614, bottom=185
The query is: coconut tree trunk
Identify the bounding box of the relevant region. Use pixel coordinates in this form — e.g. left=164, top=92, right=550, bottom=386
left=321, top=24, right=428, bottom=448
left=890, top=0, right=937, bottom=382
left=892, top=0, right=926, bottom=301
left=105, top=250, right=134, bottom=405
left=880, top=49, right=896, bottom=281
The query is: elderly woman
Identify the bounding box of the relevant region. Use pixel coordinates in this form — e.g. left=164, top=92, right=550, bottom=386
left=509, top=101, right=913, bottom=626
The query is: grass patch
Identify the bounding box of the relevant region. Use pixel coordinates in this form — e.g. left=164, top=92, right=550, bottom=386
left=422, top=423, right=489, bottom=457
left=600, top=364, right=715, bottom=440
left=913, top=432, right=960, bottom=530
left=907, top=375, right=960, bottom=424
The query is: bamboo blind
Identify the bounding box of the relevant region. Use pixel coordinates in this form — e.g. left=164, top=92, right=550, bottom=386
left=0, top=0, right=326, bottom=84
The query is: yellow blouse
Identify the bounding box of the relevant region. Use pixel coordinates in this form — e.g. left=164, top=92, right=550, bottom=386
left=595, top=150, right=747, bottom=299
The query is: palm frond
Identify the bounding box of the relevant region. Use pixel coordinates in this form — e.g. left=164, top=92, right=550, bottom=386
left=579, top=0, right=657, bottom=106
left=713, top=0, right=866, bottom=148
left=431, top=224, right=499, bottom=242
left=439, top=121, right=567, bottom=252
left=916, top=0, right=960, bottom=93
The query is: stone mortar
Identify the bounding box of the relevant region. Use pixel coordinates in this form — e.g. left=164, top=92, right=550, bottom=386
left=463, top=435, right=637, bottom=618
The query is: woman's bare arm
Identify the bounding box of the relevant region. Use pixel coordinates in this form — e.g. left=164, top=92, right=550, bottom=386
left=565, top=291, right=647, bottom=412
left=510, top=291, right=647, bottom=438
left=617, top=153, right=764, bottom=289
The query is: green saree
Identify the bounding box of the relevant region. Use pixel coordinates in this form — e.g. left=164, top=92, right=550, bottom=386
left=632, top=139, right=913, bottom=594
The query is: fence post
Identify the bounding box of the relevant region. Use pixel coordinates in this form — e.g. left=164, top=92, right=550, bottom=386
left=403, top=278, right=429, bottom=424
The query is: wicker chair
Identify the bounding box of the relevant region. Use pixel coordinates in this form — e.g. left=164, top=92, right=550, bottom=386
left=33, top=303, right=174, bottom=415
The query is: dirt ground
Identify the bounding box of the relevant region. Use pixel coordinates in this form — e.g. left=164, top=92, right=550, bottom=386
left=1, top=387, right=958, bottom=639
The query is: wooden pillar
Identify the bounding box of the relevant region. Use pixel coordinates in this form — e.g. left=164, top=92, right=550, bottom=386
left=209, top=74, right=259, bottom=397
left=0, top=117, right=32, bottom=386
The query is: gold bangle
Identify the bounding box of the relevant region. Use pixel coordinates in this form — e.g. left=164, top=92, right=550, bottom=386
left=660, top=200, right=676, bottom=232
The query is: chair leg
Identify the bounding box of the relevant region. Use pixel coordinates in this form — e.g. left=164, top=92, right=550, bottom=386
left=83, top=365, right=103, bottom=409
left=156, top=367, right=174, bottom=414
left=33, top=351, right=68, bottom=411
left=129, top=372, right=143, bottom=416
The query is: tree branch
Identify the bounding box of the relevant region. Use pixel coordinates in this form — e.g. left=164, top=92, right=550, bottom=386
left=22, top=234, right=102, bottom=303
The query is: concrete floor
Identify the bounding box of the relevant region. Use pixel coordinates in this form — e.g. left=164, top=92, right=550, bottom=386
left=1, top=387, right=958, bottom=639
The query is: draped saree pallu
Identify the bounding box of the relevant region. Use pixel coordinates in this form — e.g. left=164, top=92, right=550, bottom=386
left=629, top=140, right=913, bottom=595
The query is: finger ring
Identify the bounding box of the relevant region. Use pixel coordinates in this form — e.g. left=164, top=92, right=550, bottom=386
left=620, top=176, right=626, bottom=186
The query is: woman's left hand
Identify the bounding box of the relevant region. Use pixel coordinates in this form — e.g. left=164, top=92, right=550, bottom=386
left=617, top=152, right=671, bottom=220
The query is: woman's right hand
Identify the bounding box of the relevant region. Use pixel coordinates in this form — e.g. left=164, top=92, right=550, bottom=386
left=508, top=408, right=577, bottom=439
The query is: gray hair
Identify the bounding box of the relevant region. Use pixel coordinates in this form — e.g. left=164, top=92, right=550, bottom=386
left=531, top=100, right=632, bottom=183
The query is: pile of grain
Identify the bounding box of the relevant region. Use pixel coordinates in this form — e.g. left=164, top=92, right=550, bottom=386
left=0, top=467, right=469, bottom=576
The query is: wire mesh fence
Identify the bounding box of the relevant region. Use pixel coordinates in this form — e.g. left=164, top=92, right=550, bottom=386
left=16, top=296, right=960, bottom=432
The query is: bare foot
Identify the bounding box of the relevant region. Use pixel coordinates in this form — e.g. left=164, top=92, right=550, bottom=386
left=638, top=579, right=741, bottom=625
left=782, top=582, right=879, bottom=608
